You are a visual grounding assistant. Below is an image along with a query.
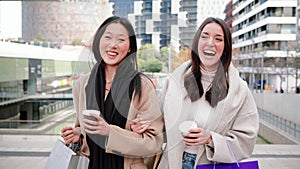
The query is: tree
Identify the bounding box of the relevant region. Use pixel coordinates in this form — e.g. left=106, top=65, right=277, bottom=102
left=137, top=58, right=146, bottom=72
left=172, top=45, right=190, bottom=71
left=71, top=38, right=84, bottom=46
left=33, top=34, right=45, bottom=42
left=137, top=44, right=164, bottom=73
left=159, top=45, right=179, bottom=73
left=137, top=44, right=159, bottom=60
left=159, top=46, right=169, bottom=67
left=144, top=57, right=163, bottom=73
left=290, top=52, right=300, bottom=92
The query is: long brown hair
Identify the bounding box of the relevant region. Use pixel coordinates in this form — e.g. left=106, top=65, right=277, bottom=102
left=184, top=17, right=232, bottom=107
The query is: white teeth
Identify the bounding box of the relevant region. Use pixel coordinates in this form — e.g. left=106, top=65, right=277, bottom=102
left=203, top=50, right=216, bottom=56
left=107, top=51, right=117, bottom=56
left=204, top=50, right=215, bottom=54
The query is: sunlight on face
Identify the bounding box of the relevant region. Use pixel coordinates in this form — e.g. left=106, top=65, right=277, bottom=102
left=198, top=22, right=225, bottom=72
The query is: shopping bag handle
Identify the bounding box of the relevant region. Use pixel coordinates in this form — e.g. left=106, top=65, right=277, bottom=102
left=211, top=140, right=240, bottom=169
left=225, top=140, right=240, bottom=167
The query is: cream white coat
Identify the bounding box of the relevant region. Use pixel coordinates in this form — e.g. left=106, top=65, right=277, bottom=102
left=157, top=61, right=259, bottom=169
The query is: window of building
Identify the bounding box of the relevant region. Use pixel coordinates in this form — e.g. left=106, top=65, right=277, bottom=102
left=281, top=24, right=295, bottom=34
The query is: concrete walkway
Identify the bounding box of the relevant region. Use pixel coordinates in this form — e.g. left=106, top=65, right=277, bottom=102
left=0, top=134, right=299, bottom=169
left=0, top=134, right=57, bottom=169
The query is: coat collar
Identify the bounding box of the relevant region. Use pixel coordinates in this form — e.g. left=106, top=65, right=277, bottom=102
left=168, top=61, right=236, bottom=131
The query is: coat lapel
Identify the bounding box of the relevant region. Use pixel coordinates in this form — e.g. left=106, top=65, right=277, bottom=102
left=163, top=61, right=193, bottom=169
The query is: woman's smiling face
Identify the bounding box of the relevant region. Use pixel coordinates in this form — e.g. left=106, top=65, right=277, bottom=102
left=198, top=22, right=225, bottom=71
left=99, top=23, right=130, bottom=66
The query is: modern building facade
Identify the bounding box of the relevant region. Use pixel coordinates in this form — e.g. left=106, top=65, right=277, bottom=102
left=0, top=42, right=89, bottom=127
left=224, top=0, right=234, bottom=33
left=129, top=0, right=228, bottom=51
left=160, top=0, right=177, bottom=47
left=22, top=0, right=112, bottom=45
left=232, top=0, right=299, bottom=93
left=180, top=0, right=230, bottom=46
left=297, top=0, right=300, bottom=40
left=179, top=0, right=198, bottom=47
left=129, top=0, right=163, bottom=50
left=159, top=0, right=188, bottom=50
left=109, top=0, right=136, bottom=17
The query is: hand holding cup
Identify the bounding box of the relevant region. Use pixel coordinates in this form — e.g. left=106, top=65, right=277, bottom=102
left=82, top=110, right=110, bottom=136
left=83, top=110, right=100, bottom=123
left=179, top=120, right=197, bottom=135
left=179, top=121, right=212, bottom=146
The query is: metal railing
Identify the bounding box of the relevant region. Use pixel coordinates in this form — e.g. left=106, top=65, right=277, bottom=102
left=258, top=108, right=300, bottom=143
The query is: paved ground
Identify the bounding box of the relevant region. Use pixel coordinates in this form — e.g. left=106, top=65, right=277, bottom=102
left=0, top=134, right=299, bottom=169
left=0, top=134, right=57, bottom=169
left=0, top=108, right=298, bottom=169
left=251, top=144, right=300, bottom=169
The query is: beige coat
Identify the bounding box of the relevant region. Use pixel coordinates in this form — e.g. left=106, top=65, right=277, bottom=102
left=157, top=61, right=259, bottom=169
left=73, top=73, right=164, bottom=169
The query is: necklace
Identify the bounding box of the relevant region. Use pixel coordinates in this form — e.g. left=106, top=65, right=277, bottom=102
left=105, top=71, right=115, bottom=93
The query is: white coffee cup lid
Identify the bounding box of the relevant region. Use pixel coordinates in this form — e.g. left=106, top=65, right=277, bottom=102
left=179, top=121, right=197, bottom=133
left=83, top=109, right=101, bottom=116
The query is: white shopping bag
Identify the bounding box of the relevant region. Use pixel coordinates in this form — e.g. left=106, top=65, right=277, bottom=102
left=44, top=138, right=88, bottom=169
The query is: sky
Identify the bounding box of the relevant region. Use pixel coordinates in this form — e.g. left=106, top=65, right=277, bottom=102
left=0, top=1, right=22, bottom=39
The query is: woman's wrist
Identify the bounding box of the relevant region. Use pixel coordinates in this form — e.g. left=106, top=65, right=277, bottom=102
left=74, top=126, right=81, bottom=135
left=205, top=134, right=212, bottom=144
left=74, top=127, right=83, bottom=143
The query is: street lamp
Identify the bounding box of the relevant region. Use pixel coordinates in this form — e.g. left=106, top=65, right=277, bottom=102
left=296, top=46, right=300, bottom=93
left=286, top=49, right=289, bottom=93
left=251, top=39, right=255, bottom=91
left=168, top=45, right=172, bottom=73
left=260, top=51, right=264, bottom=93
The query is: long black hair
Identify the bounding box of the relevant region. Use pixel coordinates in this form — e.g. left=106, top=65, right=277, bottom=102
left=184, top=17, right=232, bottom=107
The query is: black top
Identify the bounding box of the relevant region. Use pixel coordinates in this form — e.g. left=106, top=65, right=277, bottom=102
left=85, top=62, right=137, bottom=169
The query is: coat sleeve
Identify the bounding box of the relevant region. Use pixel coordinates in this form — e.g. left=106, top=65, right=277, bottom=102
left=72, top=74, right=90, bottom=156
left=105, top=76, right=164, bottom=157
left=73, top=81, right=80, bottom=128
left=205, top=87, right=259, bottom=163
left=72, top=74, right=89, bottom=128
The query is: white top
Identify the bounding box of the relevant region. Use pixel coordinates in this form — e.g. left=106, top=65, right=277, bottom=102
left=184, top=67, right=216, bottom=155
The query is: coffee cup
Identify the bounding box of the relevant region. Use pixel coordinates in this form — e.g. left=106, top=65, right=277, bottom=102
left=83, top=109, right=101, bottom=122
left=179, top=120, right=197, bottom=135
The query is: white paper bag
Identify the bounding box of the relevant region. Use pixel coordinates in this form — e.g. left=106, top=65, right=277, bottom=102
left=44, top=139, right=76, bottom=169
left=68, top=155, right=89, bottom=169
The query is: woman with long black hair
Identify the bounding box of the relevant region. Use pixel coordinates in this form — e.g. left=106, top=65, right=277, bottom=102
left=61, top=16, right=164, bottom=169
